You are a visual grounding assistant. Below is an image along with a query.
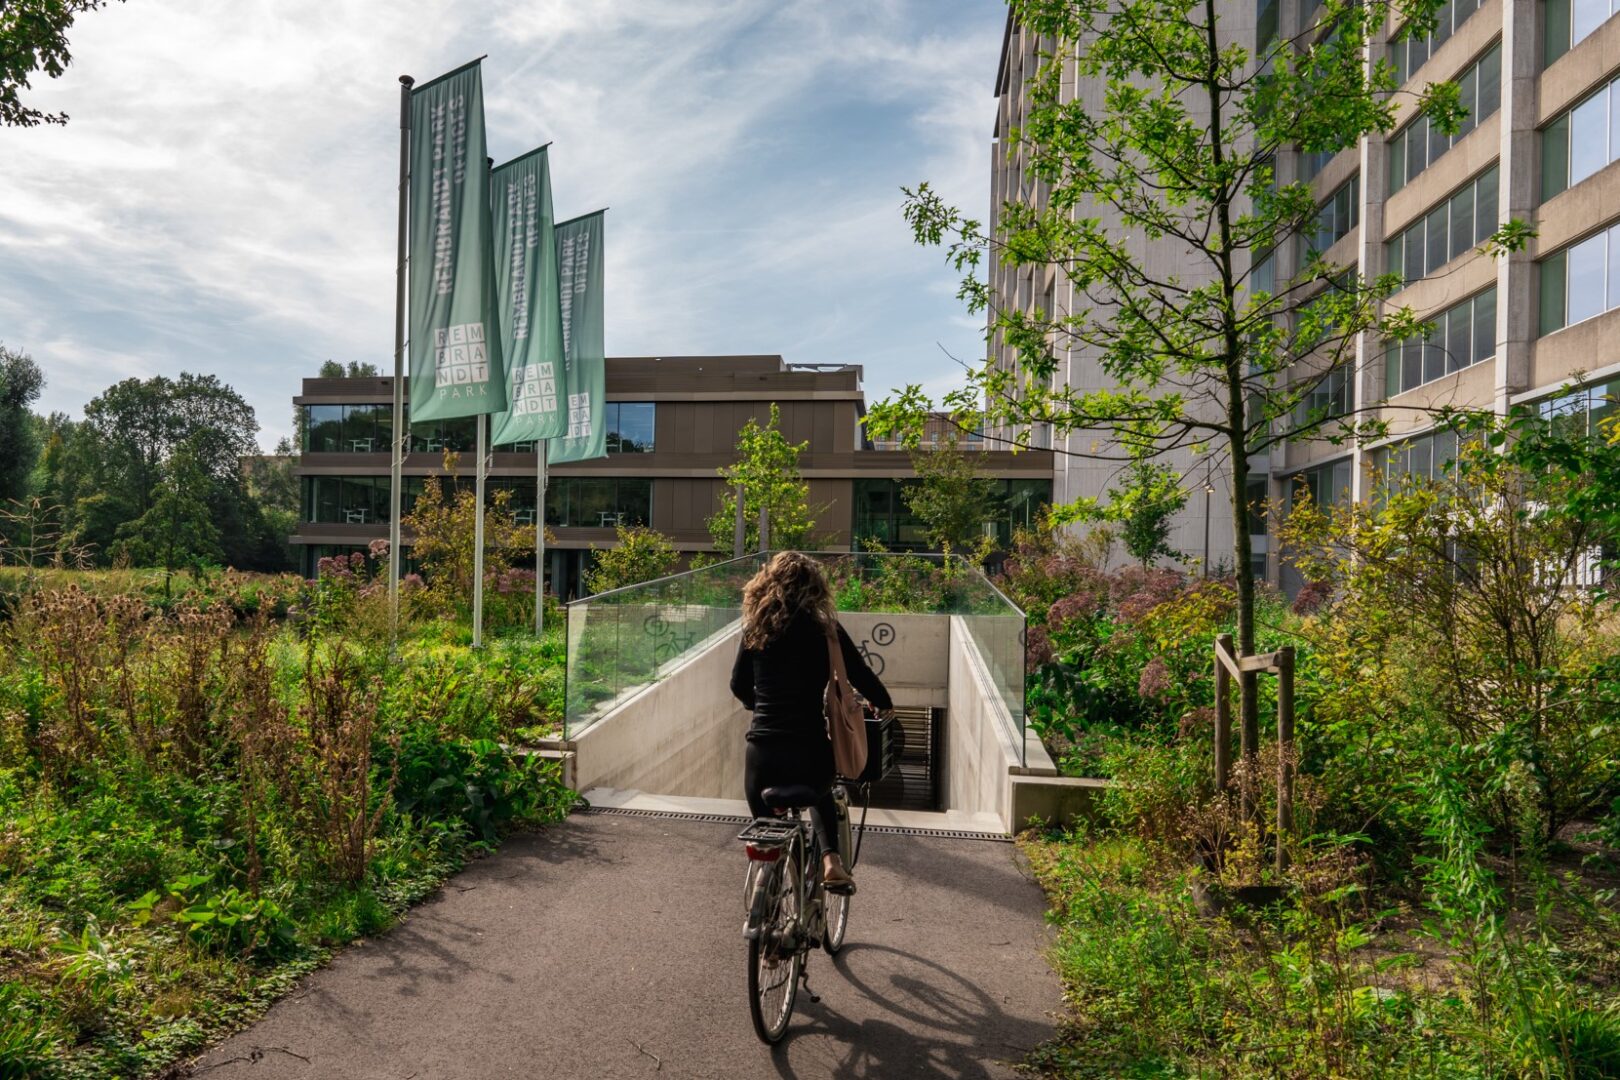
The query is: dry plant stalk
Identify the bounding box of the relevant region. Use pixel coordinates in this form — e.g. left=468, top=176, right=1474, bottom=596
left=226, top=618, right=298, bottom=894
left=300, top=647, right=393, bottom=884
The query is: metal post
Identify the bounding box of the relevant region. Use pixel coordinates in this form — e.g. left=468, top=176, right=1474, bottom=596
left=1275, top=646, right=1296, bottom=875
left=473, top=413, right=487, bottom=648
left=388, top=74, right=414, bottom=637
left=758, top=505, right=770, bottom=553
left=535, top=439, right=548, bottom=636
left=1214, top=633, right=1232, bottom=792
left=733, top=485, right=746, bottom=557
left=1202, top=467, right=1213, bottom=579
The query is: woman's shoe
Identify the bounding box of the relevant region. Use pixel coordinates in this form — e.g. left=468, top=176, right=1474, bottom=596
left=822, top=853, right=856, bottom=896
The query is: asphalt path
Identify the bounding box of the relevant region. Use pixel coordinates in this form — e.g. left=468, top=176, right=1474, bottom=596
left=187, top=812, right=1061, bottom=1080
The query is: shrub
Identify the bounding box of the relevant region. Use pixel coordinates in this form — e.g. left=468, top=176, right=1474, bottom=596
left=1282, top=413, right=1620, bottom=846
left=583, top=524, right=679, bottom=595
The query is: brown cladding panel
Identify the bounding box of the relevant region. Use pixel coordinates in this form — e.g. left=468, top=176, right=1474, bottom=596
left=813, top=401, right=835, bottom=454
left=663, top=478, right=725, bottom=534
left=808, top=478, right=853, bottom=548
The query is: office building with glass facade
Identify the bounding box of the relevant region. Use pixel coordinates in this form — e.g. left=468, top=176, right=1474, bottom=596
left=290, top=356, right=1053, bottom=596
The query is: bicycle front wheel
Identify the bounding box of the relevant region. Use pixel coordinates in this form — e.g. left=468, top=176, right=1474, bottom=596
left=747, top=856, right=802, bottom=1044
left=823, top=889, right=849, bottom=955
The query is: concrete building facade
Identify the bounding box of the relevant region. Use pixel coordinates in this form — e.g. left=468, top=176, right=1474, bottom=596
left=990, top=0, right=1620, bottom=585
left=291, top=355, right=1053, bottom=596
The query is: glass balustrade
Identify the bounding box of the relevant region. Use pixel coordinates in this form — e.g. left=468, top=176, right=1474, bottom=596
left=563, top=550, right=1028, bottom=765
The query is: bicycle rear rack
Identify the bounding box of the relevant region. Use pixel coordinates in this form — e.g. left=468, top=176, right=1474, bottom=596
left=737, top=818, right=798, bottom=847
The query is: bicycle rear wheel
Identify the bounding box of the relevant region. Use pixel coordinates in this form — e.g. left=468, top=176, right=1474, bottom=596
left=747, top=855, right=802, bottom=1044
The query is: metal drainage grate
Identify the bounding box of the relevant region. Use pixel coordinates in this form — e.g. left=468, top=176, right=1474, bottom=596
left=574, top=805, right=1009, bottom=842
left=576, top=806, right=751, bottom=825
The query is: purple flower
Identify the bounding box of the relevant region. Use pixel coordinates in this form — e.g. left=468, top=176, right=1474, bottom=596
left=1138, top=657, right=1173, bottom=703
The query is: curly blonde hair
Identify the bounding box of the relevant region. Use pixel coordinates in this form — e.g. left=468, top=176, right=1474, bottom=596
left=741, top=551, right=835, bottom=649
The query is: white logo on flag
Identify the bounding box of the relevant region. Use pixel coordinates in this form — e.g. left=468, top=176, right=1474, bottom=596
left=434, top=322, right=490, bottom=387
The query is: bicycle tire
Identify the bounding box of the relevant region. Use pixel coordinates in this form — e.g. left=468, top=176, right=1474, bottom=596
left=747, top=855, right=801, bottom=1044
left=823, top=890, right=849, bottom=955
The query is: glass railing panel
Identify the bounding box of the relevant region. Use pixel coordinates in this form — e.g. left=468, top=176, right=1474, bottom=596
left=564, top=553, right=764, bottom=738
left=564, top=550, right=1027, bottom=763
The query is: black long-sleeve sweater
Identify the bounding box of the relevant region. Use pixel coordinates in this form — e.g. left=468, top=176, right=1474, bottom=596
left=730, top=612, right=893, bottom=740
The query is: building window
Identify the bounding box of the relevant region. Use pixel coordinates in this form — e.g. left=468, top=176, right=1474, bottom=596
left=1538, top=220, right=1620, bottom=334
left=850, top=478, right=1052, bottom=551
left=545, top=477, right=651, bottom=528
left=1537, top=379, right=1620, bottom=441
left=1385, top=287, right=1497, bottom=395
left=1390, top=0, right=1486, bottom=84
left=1287, top=458, right=1353, bottom=512
left=1258, top=0, right=1279, bottom=49
left=1544, top=0, right=1620, bottom=66
left=1386, top=165, right=1499, bottom=285
left=1369, top=426, right=1460, bottom=486
left=302, top=404, right=392, bottom=453
left=1300, top=176, right=1359, bottom=261
left=1300, top=147, right=1338, bottom=182
left=604, top=402, right=655, bottom=453
left=301, top=475, right=393, bottom=525
left=1541, top=73, right=1620, bottom=200
left=1387, top=43, right=1502, bottom=194
left=409, top=417, right=476, bottom=454
left=1293, top=365, right=1352, bottom=429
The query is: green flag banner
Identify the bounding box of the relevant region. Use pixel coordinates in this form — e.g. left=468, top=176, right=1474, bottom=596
left=548, top=210, right=606, bottom=463
left=490, top=145, right=564, bottom=445
left=408, top=59, right=506, bottom=422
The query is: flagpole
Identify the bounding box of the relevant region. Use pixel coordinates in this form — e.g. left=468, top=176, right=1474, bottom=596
left=388, top=74, right=414, bottom=639
left=535, top=439, right=547, bottom=636
left=473, top=414, right=487, bottom=648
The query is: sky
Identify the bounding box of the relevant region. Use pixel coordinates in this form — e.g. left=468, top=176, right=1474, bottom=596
left=0, top=0, right=1004, bottom=451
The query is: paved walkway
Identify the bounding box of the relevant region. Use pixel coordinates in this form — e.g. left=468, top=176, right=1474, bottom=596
left=188, top=812, right=1060, bottom=1080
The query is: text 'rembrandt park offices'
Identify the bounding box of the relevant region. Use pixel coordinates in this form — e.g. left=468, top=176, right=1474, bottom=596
left=290, top=355, right=1055, bottom=596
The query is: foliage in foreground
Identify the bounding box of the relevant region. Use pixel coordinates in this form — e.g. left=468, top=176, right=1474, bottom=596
left=0, top=584, right=573, bottom=1078
left=1023, top=821, right=1620, bottom=1079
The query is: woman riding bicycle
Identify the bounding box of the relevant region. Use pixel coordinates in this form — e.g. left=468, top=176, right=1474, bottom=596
left=730, top=551, right=893, bottom=896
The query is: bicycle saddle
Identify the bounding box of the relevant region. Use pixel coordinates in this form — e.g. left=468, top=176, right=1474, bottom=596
left=760, top=784, right=825, bottom=809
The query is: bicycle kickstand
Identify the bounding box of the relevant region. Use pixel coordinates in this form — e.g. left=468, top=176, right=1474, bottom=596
left=800, top=959, right=820, bottom=1004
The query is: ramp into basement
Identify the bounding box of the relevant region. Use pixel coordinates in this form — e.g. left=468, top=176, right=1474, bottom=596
left=553, top=553, right=1063, bottom=836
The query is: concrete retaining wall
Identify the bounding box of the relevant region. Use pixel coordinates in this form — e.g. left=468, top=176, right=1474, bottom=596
left=943, top=615, right=1023, bottom=831
left=571, top=623, right=751, bottom=799
left=836, top=612, right=949, bottom=708
left=569, top=609, right=1044, bottom=835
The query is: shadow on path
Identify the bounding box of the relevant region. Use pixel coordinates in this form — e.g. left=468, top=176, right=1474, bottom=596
left=188, top=813, right=1059, bottom=1080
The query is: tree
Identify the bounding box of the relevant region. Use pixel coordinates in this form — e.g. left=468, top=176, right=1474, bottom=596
left=113, top=443, right=221, bottom=592
left=707, top=404, right=818, bottom=552
left=1, top=0, right=122, bottom=127
left=1066, top=454, right=1189, bottom=568
left=402, top=453, right=531, bottom=603
left=868, top=0, right=1534, bottom=752
left=0, top=344, right=43, bottom=501
left=318, top=360, right=381, bottom=378
left=243, top=439, right=299, bottom=571
left=903, top=435, right=1002, bottom=552
left=584, top=524, right=680, bottom=594
left=59, top=373, right=264, bottom=566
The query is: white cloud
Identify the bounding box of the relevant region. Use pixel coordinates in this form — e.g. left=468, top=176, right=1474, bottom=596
left=0, top=0, right=1001, bottom=449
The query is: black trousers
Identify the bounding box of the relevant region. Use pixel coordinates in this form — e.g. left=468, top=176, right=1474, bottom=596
left=744, top=730, right=841, bottom=856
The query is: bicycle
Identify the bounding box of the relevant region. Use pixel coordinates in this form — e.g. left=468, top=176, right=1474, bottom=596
left=737, top=778, right=871, bottom=1044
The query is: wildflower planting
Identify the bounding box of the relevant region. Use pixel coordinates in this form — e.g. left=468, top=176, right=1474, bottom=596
left=0, top=567, right=572, bottom=1078
left=1008, top=409, right=1620, bottom=1077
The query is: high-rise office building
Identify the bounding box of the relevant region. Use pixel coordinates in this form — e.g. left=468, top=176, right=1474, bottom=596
left=991, top=0, right=1620, bottom=586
